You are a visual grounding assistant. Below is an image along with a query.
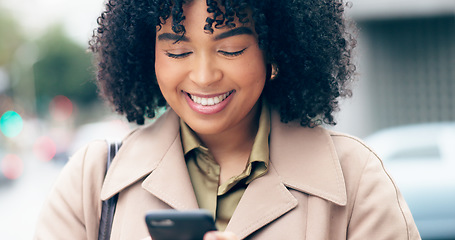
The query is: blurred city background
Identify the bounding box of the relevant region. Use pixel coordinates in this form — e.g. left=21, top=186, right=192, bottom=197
left=0, top=0, right=454, bottom=239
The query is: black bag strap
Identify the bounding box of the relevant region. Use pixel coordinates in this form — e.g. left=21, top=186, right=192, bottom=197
left=98, top=140, right=121, bottom=240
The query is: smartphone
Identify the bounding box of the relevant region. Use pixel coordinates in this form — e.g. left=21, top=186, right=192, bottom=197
left=145, top=209, right=217, bottom=240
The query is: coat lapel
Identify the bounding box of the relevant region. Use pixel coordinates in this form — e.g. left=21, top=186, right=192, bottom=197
left=225, top=165, right=298, bottom=239
left=100, top=109, right=198, bottom=209
left=226, top=110, right=347, bottom=238
left=269, top=111, right=347, bottom=206
left=141, top=137, right=199, bottom=210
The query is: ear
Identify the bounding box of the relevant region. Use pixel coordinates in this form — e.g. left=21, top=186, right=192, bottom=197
left=267, top=63, right=278, bottom=81
left=271, top=64, right=278, bottom=80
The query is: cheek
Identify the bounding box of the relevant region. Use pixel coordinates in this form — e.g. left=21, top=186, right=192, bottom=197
left=154, top=57, right=178, bottom=103
left=237, top=60, right=267, bottom=88
left=154, top=53, right=169, bottom=83
left=154, top=54, right=184, bottom=94
left=239, top=50, right=267, bottom=87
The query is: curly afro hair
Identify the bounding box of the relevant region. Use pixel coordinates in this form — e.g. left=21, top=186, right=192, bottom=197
left=89, top=0, right=356, bottom=126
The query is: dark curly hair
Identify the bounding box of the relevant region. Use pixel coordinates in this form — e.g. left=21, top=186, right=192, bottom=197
left=89, top=0, right=356, bottom=126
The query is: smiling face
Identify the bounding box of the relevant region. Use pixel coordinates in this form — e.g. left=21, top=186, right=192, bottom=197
left=155, top=0, right=267, bottom=137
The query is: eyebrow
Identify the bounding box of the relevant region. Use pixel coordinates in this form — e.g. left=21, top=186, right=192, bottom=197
left=213, top=27, right=254, bottom=41
left=157, top=33, right=190, bottom=42
left=157, top=26, right=254, bottom=42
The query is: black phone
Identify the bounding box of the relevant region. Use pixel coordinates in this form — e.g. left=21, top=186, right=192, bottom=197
left=145, top=209, right=217, bottom=240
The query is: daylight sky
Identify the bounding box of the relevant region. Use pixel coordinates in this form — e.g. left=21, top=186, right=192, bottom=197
left=0, top=0, right=105, bottom=47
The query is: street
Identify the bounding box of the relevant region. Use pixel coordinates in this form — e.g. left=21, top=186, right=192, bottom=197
left=0, top=156, right=63, bottom=239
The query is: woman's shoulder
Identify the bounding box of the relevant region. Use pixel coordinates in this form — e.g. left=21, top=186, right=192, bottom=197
left=323, top=129, right=398, bottom=202
left=271, top=119, right=387, bottom=188
left=271, top=112, right=377, bottom=165
left=326, top=129, right=379, bottom=160
left=64, top=109, right=180, bottom=178
left=65, top=140, right=110, bottom=184
left=324, top=129, right=420, bottom=237
left=320, top=128, right=384, bottom=178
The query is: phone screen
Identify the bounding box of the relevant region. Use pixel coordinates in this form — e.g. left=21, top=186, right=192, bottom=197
left=145, top=209, right=217, bottom=240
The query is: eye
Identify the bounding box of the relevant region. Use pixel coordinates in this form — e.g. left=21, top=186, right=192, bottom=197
left=218, top=48, right=247, bottom=57
left=165, top=51, right=192, bottom=59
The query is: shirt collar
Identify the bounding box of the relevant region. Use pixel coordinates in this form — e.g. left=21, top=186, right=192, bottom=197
left=180, top=118, right=203, bottom=155
left=179, top=99, right=270, bottom=168
left=179, top=100, right=271, bottom=193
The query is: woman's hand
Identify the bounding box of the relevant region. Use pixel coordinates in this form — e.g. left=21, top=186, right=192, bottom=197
left=204, top=231, right=240, bottom=240
left=141, top=231, right=239, bottom=240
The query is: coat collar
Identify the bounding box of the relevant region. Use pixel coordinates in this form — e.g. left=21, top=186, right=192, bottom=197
left=100, top=109, right=199, bottom=209
left=269, top=111, right=347, bottom=206
left=225, top=111, right=347, bottom=237
left=100, top=108, right=347, bottom=228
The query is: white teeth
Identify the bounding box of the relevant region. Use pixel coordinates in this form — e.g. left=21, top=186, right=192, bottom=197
left=190, top=91, right=232, bottom=106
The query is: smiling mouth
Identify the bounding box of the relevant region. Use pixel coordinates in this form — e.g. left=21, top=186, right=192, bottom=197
left=186, top=90, right=234, bottom=106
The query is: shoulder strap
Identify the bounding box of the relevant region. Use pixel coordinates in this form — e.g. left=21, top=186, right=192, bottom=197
left=98, top=140, right=121, bottom=240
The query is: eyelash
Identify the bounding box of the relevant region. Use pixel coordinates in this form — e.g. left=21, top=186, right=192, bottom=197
left=219, top=48, right=247, bottom=57
left=165, top=52, right=192, bottom=59
left=165, top=48, right=247, bottom=59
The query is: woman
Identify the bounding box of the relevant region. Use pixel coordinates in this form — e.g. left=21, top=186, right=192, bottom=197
left=35, top=0, right=420, bottom=239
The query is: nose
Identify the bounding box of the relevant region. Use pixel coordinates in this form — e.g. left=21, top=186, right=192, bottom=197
left=188, top=54, right=223, bottom=87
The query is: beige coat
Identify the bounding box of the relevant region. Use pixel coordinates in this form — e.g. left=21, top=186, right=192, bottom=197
left=34, top=109, right=420, bottom=239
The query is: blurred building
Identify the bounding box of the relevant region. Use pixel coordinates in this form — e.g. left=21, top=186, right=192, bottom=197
left=335, top=0, right=455, bottom=137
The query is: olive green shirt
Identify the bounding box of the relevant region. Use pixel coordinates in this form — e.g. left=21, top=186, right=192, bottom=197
left=180, top=102, right=270, bottom=231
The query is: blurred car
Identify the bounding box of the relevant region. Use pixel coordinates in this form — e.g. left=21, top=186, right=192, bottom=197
left=364, top=122, right=455, bottom=240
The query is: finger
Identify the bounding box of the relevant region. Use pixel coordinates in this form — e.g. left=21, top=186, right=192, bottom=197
left=204, top=231, right=240, bottom=240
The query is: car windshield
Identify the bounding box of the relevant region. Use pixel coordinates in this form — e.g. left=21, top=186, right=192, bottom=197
left=388, top=145, right=441, bottom=161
